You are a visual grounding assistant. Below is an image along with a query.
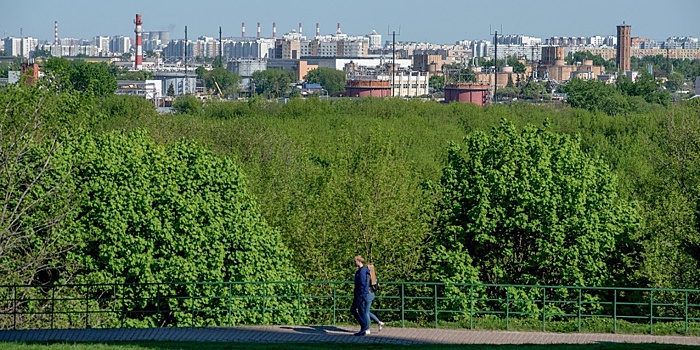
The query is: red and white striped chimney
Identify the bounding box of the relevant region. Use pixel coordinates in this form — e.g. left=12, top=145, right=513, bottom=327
left=134, top=14, right=142, bottom=70
left=54, top=21, right=58, bottom=45
left=298, top=22, right=302, bottom=34
left=242, top=22, right=246, bottom=37
left=272, top=22, right=276, bottom=38
left=316, top=23, right=320, bottom=37
left=257, top=22, right=261, bottom=38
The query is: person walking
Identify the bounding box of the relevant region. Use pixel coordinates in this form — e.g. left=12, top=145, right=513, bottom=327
left=351, top=255, right=374, bottom=336
left=369, top=311, right=385, bottom=331
left=366, top=263, right=385, bottom=331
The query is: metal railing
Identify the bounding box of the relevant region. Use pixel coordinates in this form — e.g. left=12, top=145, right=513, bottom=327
left=2, top=281, right=700, bottom=335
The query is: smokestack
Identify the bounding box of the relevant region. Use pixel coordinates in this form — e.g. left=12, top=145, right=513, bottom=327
left=316, top=23, right=320, bottom=37
left=337, top=22, right=341, bottom=32
left=299, top=22, right=302, bottom=34
left=257, top=22, right=261, bottom=38
left=54, top=21, right=58, bottom=45
left=273, top=22, right=276, bottom=38
left=242, top=22, right=245, bottom=38
left=134, top=14, right=143, bottom=70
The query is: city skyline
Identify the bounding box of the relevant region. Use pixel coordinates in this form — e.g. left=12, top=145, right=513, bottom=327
left=2, top=0, right=699, bottom=43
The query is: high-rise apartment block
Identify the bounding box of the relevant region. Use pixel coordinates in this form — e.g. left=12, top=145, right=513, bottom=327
left=3, top=37, right=38, bottom=57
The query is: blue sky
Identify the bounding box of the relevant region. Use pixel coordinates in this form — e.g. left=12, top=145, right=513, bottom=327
left=2, top=0, right=698, bottom=43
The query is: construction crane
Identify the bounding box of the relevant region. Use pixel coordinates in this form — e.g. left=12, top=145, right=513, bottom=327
left=213, top=80, right=224, bottom=97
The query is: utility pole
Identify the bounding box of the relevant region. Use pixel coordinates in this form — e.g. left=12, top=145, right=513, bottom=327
left=219, top=26, right=223, bottom=68
left=184, top=25, right=188, bottom=94
left=490, top=26, right=502, bottom=104
left=388, top=26, right=400, bottom=97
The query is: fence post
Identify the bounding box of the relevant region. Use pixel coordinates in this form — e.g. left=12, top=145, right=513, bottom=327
left=577, top=288, right=581, bottom=333
left=434, top=284, right=438, bottom=329
left=650, top=289, right=654, bottom=335
left=51, top=287, right=55, bottom=329
left=506, top=288, right=510, bottom=330
left=262, top=282, right=267, bottom=325
left=85, top=285, right=89, bottom=328
left=120, top=284, right=125, bottom=329
left=13, top=285, right=16, bottom=330
left=469, top=284, right=473, bottom=330
left=613, top=289, right=617, bottom=334
left=542, top=287, right=546, bottom=332
left=401, top=283, right=405, bottom=328
left=685, top=291, right=689, bottom=335
left=332, top=283, right=337, bottom=326
left=297, top=282, right=302, bottom=326
left=228, top=283, right=232, bottom=327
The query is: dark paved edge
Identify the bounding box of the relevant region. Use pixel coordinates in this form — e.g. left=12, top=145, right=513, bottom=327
left=1, top=326, right=700, bottom=345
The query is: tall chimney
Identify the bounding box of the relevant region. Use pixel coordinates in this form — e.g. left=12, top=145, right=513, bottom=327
left=242, top=22, right=246, bottom=37
left=316, top=23, right=320, bottom=37
left=299, top=22, right=302, bottom=34
left=257, top=22, right=261, bottom=38
left=273, top=22, right=276, bottom=38
left=134, top=14, right=143, bottom=70
left=54, top=21, right=58, bottom=45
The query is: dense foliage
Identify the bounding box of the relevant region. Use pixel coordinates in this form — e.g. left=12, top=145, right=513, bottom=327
left=428, top=120, right=640, bottom=288
left=304, top=67, right=346, bottom=95
left=252, top=69, right=296, bottom=98
left=561, top=71, right=670, bottom=115
left=4, top=79, right=700, bottom=327
left=42, top=57, right=117, bottom=96
left=199, top=67, right=242, bottom=97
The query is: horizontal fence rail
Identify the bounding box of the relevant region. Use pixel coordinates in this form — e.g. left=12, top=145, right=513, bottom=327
left=2, top=281, right=700, bottom=335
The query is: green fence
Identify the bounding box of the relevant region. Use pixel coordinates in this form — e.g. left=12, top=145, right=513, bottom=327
left=2, top=281, right=700, bottom=335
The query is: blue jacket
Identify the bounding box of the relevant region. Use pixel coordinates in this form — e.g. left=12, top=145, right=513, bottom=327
left=354, top=266, right=371, bottom=297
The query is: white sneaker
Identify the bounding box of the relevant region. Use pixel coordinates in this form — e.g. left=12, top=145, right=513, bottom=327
left=365, top=330, right=371, bottom=335
left=378, top=321, right=384, bottom=331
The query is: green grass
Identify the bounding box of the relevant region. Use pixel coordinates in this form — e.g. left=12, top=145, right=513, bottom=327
left=2, top=343, right=700, bottom=350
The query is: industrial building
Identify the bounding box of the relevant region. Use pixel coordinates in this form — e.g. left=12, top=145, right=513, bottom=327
left=444, top=82, right=491, bottom=105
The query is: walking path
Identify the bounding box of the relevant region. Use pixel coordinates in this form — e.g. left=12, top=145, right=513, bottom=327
left=2, top=326, right=700, bottom=345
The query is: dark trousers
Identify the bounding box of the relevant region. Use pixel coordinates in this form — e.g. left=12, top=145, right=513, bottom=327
left=351, top=295, right=369, bottom=331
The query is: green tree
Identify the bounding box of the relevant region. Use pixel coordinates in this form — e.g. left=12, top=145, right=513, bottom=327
left=562, top=78, right=629, bottom=115
left=167, top=82, right=175, bottom=96
left=42, top=58, right=117, bottom=96
left=172, top=94, right=202, bottom=114
left=42, top=57, right=75, bottom=91
left=252, top=69, right=295, bottom=98
left=429, top=75, right=445, bottom=92
left=665, top=71, right=685, bottom=92
left=203, top=67, right=241, bottom=97
left=428, top=120, right=641, bottom=288
left=71, top=60, right=117, bottom=96
left=520, top=80, right=550, bottom=100
left=195, top=66, right=207, bottom=80
left=62, top=130, right=301, bottom=326
left=618, top=71, right=670, bottom=106
left=304, top=67, right=346, bottom=95
left=0, top=84, right=84, bottom=289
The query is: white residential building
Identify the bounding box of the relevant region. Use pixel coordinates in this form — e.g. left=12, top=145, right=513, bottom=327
left=367, top=30, right=382, bottom=50
left=110, top=36, right=132, bottom=54
left=3, top=37, right=38, bottom=57
left=94, top=36, right=110, bottom=54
